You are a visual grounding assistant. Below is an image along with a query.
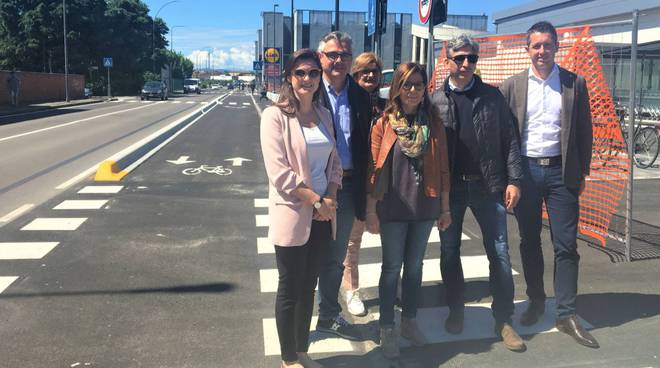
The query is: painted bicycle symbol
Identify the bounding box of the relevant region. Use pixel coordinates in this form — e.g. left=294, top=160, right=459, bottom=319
left=182, top=165, right=233, bottom=176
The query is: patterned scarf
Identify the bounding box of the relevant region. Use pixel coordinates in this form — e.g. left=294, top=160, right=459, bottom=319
left=388, top=110, right=430, bottom=158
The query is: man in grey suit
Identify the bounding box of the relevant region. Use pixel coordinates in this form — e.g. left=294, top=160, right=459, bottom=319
left=500, top=21, right=598, bottom=348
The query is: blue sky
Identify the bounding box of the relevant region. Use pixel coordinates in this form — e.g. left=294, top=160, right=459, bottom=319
left=143, top=0, right=531, bottom=70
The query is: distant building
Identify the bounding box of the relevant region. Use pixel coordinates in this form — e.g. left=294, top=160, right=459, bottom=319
left=493, top=0, right=660, bottom=106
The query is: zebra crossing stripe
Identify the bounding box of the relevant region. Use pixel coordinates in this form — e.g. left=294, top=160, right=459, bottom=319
left=78, top=185, right=123, bottom=194
left=259, top=255, right=518, bottom=292
left=0, top=276, right=19, bottom=293
left=21, top=218, right=87, bottom=231
left=254, top=198, right=268, bottom=208
left=0, top=242, right=59, bottom=260
left=53, top=200, right=108, bottom=210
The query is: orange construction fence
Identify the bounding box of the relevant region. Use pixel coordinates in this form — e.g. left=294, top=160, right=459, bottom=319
left=430, top=26, right=629, bottom=246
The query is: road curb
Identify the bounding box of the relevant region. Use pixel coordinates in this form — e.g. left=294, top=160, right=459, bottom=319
left=94, top=96, right=224, bottom=181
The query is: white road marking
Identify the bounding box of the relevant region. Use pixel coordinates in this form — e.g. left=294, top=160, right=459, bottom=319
left=173, top=101, right=181, bottom=104
left=0, top=277, right=19, bottom=293
left=242, top=102, right=250, bottom=106
left=0, top=242, right=59, bottom=260
left=229, top=102, right=237, bottom=105
left=250, top=93, right=262, bottom=117
left=0, top=103, right=156, bottom=143
left=186, top=101, right=195, bottom=104
left=257, top=237, right=271, bottom=254
left=255, top=214, right=269, bottom=227
left=53, top=200, right=108, bottom=210
left=21, top=218, right=87, bottom=231
left=0, top=204, right=34, bottom=223
left=254, top=198, right=268, bottom=207
left=259, top=255, right=518, bottom=293
left=77, top=185, right=123, bottom=194
left=263, top=317, right=354, bottom=356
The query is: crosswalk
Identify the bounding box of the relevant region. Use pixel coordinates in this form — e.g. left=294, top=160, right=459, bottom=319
left=0, top=185, right=123, bottom=296
left=252, top=197, right=591, bottom=358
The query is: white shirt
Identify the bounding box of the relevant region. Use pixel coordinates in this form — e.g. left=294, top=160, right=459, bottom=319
left=522, top=64, right=562, bottom=157
left=302, top=123, right=333, bottom=196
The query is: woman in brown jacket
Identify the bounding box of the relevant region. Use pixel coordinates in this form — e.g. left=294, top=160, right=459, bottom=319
left=365, top=62, right=451, bottom=359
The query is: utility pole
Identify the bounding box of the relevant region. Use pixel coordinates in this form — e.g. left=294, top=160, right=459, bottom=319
left=335, top=0, right=339, bottom=31
left=291, top=0, right=294, bottom=55
left=63, top=0, right=69, bottom=102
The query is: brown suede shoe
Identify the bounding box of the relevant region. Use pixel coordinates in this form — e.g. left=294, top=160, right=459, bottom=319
left=495, top=322, right=526, bottom=351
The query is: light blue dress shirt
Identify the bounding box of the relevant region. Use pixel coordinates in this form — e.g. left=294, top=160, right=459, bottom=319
left=323, top=77, right=353, bottom=170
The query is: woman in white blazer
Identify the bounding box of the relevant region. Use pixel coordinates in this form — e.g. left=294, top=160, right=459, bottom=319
left=260, top=48, right=342, bottom=368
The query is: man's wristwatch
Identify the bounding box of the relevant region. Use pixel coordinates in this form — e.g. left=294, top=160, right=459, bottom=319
left=314, top=196, right=323, bottom=209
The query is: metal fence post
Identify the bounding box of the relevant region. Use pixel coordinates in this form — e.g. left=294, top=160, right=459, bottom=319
left=625, top=9, right=639, bottom=262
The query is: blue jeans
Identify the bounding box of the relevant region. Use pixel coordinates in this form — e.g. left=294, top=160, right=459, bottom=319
left=379, top=220, right=435, bottom=326
left=439, top=178, right=514, bottom=323
left=318, top=177, right=356, bottom=320
left=515, top=157, right=580, bottom=319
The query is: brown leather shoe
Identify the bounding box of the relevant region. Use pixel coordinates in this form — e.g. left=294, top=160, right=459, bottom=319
left=520, top=299, right=545, bottom=326
left=555, top=315, right=600, bottom=348
left=495, top=322, right=526, bottom=351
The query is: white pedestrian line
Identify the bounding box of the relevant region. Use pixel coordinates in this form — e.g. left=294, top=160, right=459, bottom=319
left=0, top=242, right=59, bottom=260
left=242, top=102, right=251, bottom=106
left=78, top=185, right=123, bottom=194
left=256, top=230, right=470, bottom=254
left=254, top=198, right=268, bottom=208
left=260, top=255, right=518, bottom=292
left=262, top=299, right=589, bottom=356
left=186, top=101, right=195, bottom=104
left=127, top=100, right=137, bottom=103
left=0, top=276, right=19, bottom=293
left=53, top=200, right=109, bottom=210
left=229, top=102, right=238, bottom=105
left=0, top=204, right=34, bottom=223
left=201, top=102, right=208, bottom=105
left=140, top=101, right=152, bottom=104
left=21, top=218, right=87, bottom=231
left=262, top=317, right=354, bottom=356
left=256, top=214, right=269, bottom=227
left=173, top=101, right=181, bottom=104
left=219, top=102, right=224, bottom=105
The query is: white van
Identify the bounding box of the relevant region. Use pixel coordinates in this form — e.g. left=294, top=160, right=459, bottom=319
left=184, top=78, right=201, bottom=94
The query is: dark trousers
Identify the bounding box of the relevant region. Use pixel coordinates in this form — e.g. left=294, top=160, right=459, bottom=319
left=275, top=220, right=330, bottom=361
left=440, top=178, right=515, bottom=323
left=515, top=157, right=581, bottom=319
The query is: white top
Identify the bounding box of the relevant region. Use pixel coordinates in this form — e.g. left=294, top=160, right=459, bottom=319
left=302, top=122, right=333, bottom=196
left=522, top=64, right=562, bottom=157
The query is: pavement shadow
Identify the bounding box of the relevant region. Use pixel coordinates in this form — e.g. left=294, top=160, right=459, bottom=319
left=0, top=107, right=87, bottom=125
left=0, top=282, right=234, bottom=299
left=577, top=292, right=660, bottom=327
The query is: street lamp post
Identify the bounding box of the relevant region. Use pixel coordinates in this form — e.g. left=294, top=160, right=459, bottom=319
left=153, top=0, right=179, bottom=73
left=170, top=25, right=184, bottom=52
left=271, top=3, right=279, bottom=92
left=63, top=0, right=69, bottom=102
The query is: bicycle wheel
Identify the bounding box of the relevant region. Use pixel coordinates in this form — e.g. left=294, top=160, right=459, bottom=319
left=182, top=167, right=202, bottom=175
left=633, top=127, right=659, bottom=169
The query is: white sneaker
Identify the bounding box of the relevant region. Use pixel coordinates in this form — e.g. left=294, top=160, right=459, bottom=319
left=345, top=289, right=367, bottom=316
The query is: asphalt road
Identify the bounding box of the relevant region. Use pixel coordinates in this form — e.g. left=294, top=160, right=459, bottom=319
left=0, top=91, right=223, bottom=225
left=0, top=90, right=659, bottom=367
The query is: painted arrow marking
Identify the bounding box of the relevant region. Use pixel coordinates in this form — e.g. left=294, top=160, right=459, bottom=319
left=167, top=156, right=196, bottom=165
left=224, top=157, right=252, bottom=166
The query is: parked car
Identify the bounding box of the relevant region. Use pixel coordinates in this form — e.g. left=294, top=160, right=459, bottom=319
left=84, top=87, right=92, bottom=98
left=183, top=78, right=201, bottom=94
left=141, top=81, right=168, bottom=100
left=379, top=68, right=394, bottom=99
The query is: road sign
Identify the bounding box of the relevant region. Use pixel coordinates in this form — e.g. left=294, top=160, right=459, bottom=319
left=253, top=61, right=263, bottom=71
left=263, top=48, right=281, bottom=64
left=367, top=0, right=377, bottom=36
left=103, top=57, right=113, bottom=68
left=419, top=0, right=432, bottom=24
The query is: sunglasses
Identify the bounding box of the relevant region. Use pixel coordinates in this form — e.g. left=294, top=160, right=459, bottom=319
left=451, top=54, right=479, bottom=64
left=293, top=69, right=321, bottom=79
left=359, top=68, right=381, bottom=76
left=402, top=81, right=425, bottom=91
left=323, top=51, right=353, bottom=61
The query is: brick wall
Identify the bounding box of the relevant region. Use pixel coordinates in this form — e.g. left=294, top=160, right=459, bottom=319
left=0, top=71, right=84, bottom=106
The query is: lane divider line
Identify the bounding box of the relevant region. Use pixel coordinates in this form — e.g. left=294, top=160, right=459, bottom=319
left=0, top=204, right=34, bottom=223
left=250, top=93, right=262, bottom=117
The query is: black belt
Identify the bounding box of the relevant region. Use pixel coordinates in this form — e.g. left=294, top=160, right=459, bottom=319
left=458, top=174, right=482, bottom=182
left=525, top=156, right=562, bottom=166
left=342, top=169, right=353, bottom=177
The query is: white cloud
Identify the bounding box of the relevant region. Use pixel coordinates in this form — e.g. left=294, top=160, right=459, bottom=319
left=186, top=45, right=254, bottom=71
left=174, top=27, right=256, bottom=71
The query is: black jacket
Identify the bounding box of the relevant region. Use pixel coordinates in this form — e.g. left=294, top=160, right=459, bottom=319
left=319, top=76, right=373, bottom=221
left=431, top=75, right=522, bottom=192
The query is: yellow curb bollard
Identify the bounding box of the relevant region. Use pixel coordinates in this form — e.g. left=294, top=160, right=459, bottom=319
left=94, top=160, right=128, bottom=181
